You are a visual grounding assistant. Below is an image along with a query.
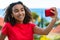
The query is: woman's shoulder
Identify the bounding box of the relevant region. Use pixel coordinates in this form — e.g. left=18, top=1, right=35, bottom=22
left=28, top=22, right=36, bottom=26
left=3, top=22, right=11, bottom=26
left=28, top=21, right=35, bottom=24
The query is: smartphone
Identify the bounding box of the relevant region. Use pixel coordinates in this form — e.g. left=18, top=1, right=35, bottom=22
left=45, top=8, right=54, bottom=17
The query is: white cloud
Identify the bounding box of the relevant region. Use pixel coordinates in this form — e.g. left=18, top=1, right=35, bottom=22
left=0, top=0, right=60, bottom=9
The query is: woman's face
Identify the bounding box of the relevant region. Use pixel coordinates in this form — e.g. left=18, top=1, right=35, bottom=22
left=12, top=4, right=25, bottom=23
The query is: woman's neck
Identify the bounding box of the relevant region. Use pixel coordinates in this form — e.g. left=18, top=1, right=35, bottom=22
left=16, top=21, right=23, bottom=24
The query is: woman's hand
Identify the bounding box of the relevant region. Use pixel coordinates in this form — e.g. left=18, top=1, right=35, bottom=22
left=50, top=7, right=58, bottom=19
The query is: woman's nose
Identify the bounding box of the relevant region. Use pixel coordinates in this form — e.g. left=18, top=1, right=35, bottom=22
left=19, top=11, right=22, bottom=15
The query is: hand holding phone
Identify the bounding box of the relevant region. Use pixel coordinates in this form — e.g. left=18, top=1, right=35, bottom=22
left=45, top=8, right=55, bottom=17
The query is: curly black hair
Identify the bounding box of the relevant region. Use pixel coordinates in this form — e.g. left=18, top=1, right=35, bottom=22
left=4, top=1, right=33, bottom=26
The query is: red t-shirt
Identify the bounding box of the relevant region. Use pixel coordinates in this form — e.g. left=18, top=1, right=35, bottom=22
left=2, top=22, right=36, bottom=40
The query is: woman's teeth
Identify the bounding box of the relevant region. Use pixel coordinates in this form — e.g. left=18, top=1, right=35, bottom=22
left=19, top=16, right=23, bottom=18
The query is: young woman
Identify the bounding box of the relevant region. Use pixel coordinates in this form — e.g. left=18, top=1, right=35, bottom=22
left=0, top=1, right=58, bottom=40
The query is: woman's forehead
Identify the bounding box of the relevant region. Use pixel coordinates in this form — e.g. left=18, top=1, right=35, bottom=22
left=12, top=4, right=24, bottom=10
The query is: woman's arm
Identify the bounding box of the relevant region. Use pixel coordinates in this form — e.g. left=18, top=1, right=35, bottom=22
left=0, top=30, right=6, bottom=40
left=33, top=7, right=58, bottom=35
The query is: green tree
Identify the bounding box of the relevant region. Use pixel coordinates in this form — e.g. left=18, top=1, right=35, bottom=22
left=32, top=12, right=39, bottom=21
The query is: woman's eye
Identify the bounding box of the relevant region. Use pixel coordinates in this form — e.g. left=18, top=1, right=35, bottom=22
left=14, top=10, right=19, bottom=13
left=21, top=9, right=24, bottom=11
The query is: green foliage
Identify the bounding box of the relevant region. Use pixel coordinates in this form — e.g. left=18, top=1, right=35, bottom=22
left=55, top=23, right=60, bottom=27
left=37, top=21, right=41, bottom=27
left=54, top=35, right=60, bottom=40
left=34, top=34, right=40, bottom=40
left=45, top=22, right=49, bottom=26
left=32, top=12, right=39, bottom=20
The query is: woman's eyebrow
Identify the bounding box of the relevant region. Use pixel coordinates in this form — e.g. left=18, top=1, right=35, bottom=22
left=13, top=9, right=18, bottom=11
left=21, top=7, right=24, bottom=10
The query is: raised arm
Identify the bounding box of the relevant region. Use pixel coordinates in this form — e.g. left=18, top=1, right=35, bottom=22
left=33, top=7, right=58, bottom=35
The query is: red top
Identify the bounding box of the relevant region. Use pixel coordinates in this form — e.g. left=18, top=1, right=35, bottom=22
left=2, top=22, right=36, bottom=40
